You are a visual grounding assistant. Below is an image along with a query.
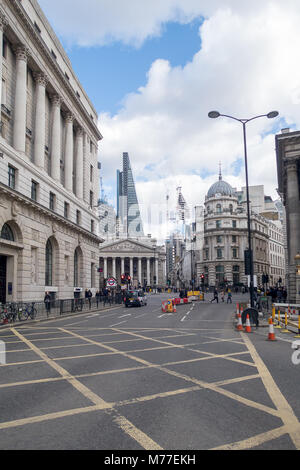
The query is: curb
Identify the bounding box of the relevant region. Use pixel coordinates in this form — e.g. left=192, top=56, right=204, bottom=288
left=0, top=304, right=122, bottom=330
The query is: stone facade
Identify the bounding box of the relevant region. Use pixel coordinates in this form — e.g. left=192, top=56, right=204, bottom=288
left=0, top=0, right=103, bottom=302
left=99, top=238, right=166, bottom=289
left=276, top=129, right=300, bottom=303
left=196, top=178, right=270, bottom=288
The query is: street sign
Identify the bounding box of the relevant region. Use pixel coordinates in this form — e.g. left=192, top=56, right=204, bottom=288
left=106, top=277, right=117, bottom=288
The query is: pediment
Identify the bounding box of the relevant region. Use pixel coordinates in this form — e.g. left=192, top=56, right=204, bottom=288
left=100, top=238, right=155, bottom=253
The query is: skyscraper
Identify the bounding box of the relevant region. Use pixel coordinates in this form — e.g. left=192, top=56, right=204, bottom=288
left=117, top=152, right=144, bottom=237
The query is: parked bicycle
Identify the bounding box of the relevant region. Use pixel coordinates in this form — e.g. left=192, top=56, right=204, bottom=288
left=18, top=302, right=37, bottom=321
left=0, top=302, right=18, bottom=324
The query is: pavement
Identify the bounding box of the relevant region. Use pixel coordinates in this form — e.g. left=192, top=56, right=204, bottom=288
left=0, top=292, right=299, bottom=451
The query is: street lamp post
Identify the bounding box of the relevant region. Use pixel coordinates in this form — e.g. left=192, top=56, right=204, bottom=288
left=208, top=110, right=279, bottom=308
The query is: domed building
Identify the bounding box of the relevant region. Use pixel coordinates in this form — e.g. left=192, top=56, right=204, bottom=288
left=196, top=168, right=270, bottom=289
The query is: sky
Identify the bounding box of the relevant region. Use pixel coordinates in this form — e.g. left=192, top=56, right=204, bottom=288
left=39, top=0, right=300, bottom=241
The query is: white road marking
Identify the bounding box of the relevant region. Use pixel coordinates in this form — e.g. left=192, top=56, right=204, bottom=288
left=119, top=314, right=131, bottom=318
left=109, top=321, right=127, bottom=327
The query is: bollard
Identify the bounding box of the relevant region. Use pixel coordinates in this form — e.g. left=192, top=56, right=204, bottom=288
left=272, top=306, right=276, bottom=324
left=275, top=308, right=282, bottom=329
left=294, top=313, right=300, bottom=338
left=281, top=311, right=290, bottom=333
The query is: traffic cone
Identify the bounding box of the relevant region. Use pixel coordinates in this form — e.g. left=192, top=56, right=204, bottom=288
left=236, top=313, right=243, bottom=331
left=267, top=317, right=276, bottom=341
left=173, top=304, right=176, bottom=313
left=244, top=314, right=252, bottom=333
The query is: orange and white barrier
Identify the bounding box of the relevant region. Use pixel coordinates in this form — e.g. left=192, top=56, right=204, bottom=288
left=244, top=314, right=252, bottom=333
left=236, top=313, right=243, bottom=331
left=267, top=317, right=276, bottom=341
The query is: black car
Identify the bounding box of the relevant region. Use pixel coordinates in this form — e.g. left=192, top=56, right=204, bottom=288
left=124, top=290, right=147, bottom=307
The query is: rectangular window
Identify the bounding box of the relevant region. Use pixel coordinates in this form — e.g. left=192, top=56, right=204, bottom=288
left=8, top=165, right=16, bottom=189
left=232, top=235, right=237, bottom=243
left=232, top=220, right=237, bottom=228
left=233, top=248, right=238, bottom=258
left=31, top=180, right=38, bottom=201
left=216, top=235, right=222, bottom=243
left=91, top=219, right=94, bottom=233
left=89, top=190, right=93, bottom=208
left=64, top=202, right=69, bottom=219
left=216, top=220, right=221, bottom=228
left=49, top=192, right=55, bottom=211
left=90, top=165, right=93, bottom=182
left=76, top=210, right=81, bottom=225
left=217, top=248, right=222, bottom=259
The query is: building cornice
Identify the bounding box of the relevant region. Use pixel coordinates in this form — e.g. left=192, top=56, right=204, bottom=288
left=0, top=182, right=104, bottom=245
left=6, top=0, right=102, bottom=141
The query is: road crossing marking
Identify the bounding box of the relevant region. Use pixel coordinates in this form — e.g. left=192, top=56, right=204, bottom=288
left=9, top=327, right=162, bottom=451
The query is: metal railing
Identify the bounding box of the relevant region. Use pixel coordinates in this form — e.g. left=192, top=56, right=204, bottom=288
left=0, top=293, right=124, bottom=325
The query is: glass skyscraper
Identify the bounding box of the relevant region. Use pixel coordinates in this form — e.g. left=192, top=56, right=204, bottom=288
left=117, top=152, right=144, bottom=237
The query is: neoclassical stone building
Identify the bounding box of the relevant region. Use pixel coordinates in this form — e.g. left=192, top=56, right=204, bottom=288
left=196, top=174, right=270, bottom=288
left=0, top=0, right=103, bottom=302
left=276, top=128, right=300, bottom=302
left=99, top=238, right=166, bottom=289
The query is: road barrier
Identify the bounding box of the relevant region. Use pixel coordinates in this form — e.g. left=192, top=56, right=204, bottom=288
left=244, top=314, right=252, bottom=333
left=267, top=317, right=276, bottom=341
left=236, top=313, right=243, bottom=331
left=272, top=303, right=300, bottom=335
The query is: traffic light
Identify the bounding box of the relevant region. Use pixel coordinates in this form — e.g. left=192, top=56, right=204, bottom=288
left=121, top=274, right=125, bottom=283
left=201, top=273, right=205, bottom=283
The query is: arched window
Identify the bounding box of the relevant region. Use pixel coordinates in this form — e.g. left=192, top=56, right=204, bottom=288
left=1, top=223, right=14, bottom=241
left=45, top=239, right=53, bottom=286
left=229, top=204, right=233, bottom=214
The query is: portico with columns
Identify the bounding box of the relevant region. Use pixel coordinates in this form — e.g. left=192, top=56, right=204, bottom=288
left=99, top=239, right=166, bottom=289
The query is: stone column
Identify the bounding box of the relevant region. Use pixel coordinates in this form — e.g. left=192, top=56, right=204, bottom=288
left=75, top=127, right=84, bottom=200
left=155, top=257, right=159, bottom=286
left=130, top=257, right=133, bottom=279
left=33, top=72, right=47, bottom=170
left=147, top=258, right=150, bottom=286
left=64, top=113, right=74, bottom=192
left=103, top=257, right=107, bottom=279
left=286, top=159, right=300, bottom=263
left=121, top=257, right=125, bottom=276
left=138, top=258, right=142, bottom=285
left=50, top=94, right=62, bottom=183
left=112, top=257, right=116, bottom=279
left=0, top=12, right=7, bottom=112
left=13, top=45, right=28, bottom=153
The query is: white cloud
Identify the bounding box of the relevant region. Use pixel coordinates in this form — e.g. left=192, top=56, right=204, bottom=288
left=39, top=0, right=300, bottom=240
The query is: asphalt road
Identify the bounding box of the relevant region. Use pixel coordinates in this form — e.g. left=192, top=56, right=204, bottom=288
left=0, top=292, right=299, bottom=451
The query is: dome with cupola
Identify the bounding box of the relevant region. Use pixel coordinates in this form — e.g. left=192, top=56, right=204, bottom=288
left=207, top=164, right=235, bottom=198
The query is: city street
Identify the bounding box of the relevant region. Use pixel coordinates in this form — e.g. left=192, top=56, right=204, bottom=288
left=0, top=292, right=299, bottom=450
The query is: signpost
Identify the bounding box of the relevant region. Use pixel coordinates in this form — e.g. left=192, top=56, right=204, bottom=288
left=106, top=277, right=117, bottom=288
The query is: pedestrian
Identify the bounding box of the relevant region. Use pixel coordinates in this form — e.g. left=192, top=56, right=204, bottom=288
left=211, top=289, right=219, bottom=303
left=87, top=289, right=92, bottom=309
left=44, top=291, right=51, bottom=315
left=103, top=288, right=108, bottom=306
left=221, top=290, right=225, bottom=302
left=227, top=289, right=232, bottom=304
left=96, top=290, right=100, bottom=308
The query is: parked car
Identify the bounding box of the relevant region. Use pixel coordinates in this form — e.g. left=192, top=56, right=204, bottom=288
left=124, top=290, right=147, bottom=307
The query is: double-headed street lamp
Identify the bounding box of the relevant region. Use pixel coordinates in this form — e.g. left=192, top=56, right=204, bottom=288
left=208, top=110, right=279, bottom=309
